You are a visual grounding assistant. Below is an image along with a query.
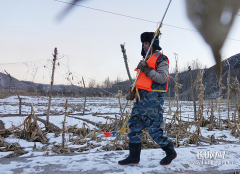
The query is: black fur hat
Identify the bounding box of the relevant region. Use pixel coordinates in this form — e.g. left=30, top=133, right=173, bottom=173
left=141, top=32, right=161, bottom=57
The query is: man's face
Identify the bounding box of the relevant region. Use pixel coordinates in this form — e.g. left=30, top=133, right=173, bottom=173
left=143, top=42, right=150, bottom=54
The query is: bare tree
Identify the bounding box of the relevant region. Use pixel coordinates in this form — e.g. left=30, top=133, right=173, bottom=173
left=88, top=79, right=96, bottom=96
left=103, top=77, right=112, bottom=89
left=88, top=79, right=96, bottom=88
left=61, top=85, right=67, bottom=95
left=27, top=85, right=35, bottom=92
left=37, top=84, right=44, bottom=92
left=114, top=76, right=122, bottom=84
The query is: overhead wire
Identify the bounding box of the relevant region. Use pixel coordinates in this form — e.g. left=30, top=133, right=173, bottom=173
left=55, top=0, right=240, bottom=42
left=0, top=57, right=51, bottom=65
left=58, top=60, right=93, bottom=81
left=0, top=55, right=120, bottom=95
left=0, top=51, right=111, bottom=88
left=1, top=1, right=239, bottom=88
left=55, top=0, right=158, bottom=23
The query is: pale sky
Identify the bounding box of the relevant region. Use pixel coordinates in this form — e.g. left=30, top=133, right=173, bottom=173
left=0, top=0, right=240, bottom=87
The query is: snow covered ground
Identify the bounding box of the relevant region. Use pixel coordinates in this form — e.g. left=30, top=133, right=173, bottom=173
left=0, top=95, right=240, bottom=173
left=1, top=143, right=240, bottom=174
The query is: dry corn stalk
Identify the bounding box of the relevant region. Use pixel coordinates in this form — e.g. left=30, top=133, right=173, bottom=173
left=115, top=90, right=123, bottom=114
left=171, top=53, right=182, bottom=132
left=195, top=69, right=205, bottom=126
left=231, top=77, right=240, bottom=123
left=22, top=104, right=48, bottom=144
left=4, top=150, right=29, bottom=158
left=188, top=66, right=197, bottom=121
left=0, top=120, right=5, bottom=130
left=173, top=53, right=183, bottom=111
left=226, top=60, right=231, bottom=127
left=0, top=137, right=22, bottom=151
left=167, top=106, right=172, bottom=115
left=217, top=63, right=225, bottom=128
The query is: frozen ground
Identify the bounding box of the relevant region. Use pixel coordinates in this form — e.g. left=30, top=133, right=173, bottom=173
left=0, top=95, right=240, bottom=173
left=1, top=143, right=240, bottom=174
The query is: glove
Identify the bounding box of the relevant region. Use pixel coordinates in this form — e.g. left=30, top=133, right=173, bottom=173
left=136, top=60, right=148, bottom=71
left=126, top=88, right=135, bottom=100
left=136, top=60, right=153, bottom=76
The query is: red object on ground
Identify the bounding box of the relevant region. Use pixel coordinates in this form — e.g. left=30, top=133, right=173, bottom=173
left=103, top=130, right=112, bottom=137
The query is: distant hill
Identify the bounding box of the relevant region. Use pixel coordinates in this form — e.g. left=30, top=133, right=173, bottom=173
left=1, top=53, right=239, bottom=99
left=0, top=72, right=82, bottom=93
left=203, top=53, right=240, bottom=97
left=167, top=53, right=240, bottom=100
left=113, top=53, right=240, bottom=100
left=20, top=81, right=83, bottom=92
left=0, top=72, right=30, bottom=90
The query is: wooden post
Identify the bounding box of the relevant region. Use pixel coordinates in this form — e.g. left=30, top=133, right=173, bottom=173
left=62, top=99, right=68, bottom=148
left=82, top=77, right=86, bottom=115
left=120, top=44, right=133, bottom=84
left=19, top=98, right=22, bottom=115
left=188, top=66, right=197, bottom=121
left=47, top=48, right=57, bottom=127
left=4, top=70, right=22, bottom=115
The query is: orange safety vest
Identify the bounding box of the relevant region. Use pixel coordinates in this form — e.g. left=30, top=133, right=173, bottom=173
left=135, top=52, right=169, bottom=92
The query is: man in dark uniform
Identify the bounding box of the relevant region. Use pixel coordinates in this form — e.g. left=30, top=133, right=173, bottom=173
left=118, top=32, right=177, bottom=165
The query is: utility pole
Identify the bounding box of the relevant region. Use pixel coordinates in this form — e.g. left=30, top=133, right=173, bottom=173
left=47, top=48, right=57, bottom=128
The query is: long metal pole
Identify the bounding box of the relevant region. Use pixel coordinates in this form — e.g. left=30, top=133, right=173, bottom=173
left=112, top=45, right=133, bottom=134
left=131, top=0, right=172, bottom=91
left=113, top=0, right=172, bottom=134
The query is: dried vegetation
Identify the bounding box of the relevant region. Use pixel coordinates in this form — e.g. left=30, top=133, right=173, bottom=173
left=0, top=56, right=240, bottom=157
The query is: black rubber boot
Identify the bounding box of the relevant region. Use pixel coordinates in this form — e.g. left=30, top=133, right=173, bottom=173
left=118, top=143, right=141, bottom=165
left=160, top=141, right=177, bottom=165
